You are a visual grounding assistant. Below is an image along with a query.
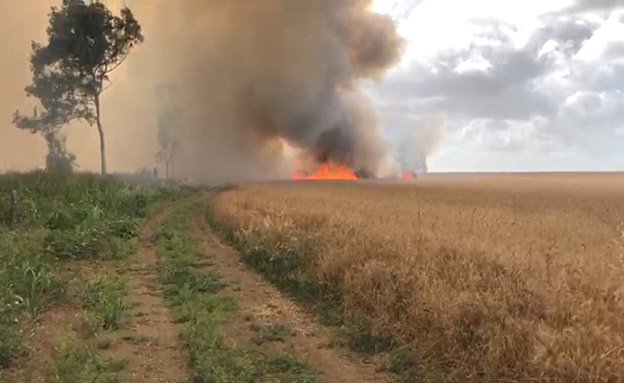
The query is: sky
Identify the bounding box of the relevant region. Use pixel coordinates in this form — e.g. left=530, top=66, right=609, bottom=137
left=370, top=0, right=624, bottom=171
left=0, top=0, right=160, bottom=173
left=3, top=0, right=624, bottom=174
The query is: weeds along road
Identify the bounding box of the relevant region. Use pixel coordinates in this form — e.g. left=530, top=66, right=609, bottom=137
left=2, top=185, right=397, bottom=383
left=117, top=204, right=190, bottom=383
left=190, top=200, right=393, bottom=383
left=7, top=175, right=624, bottom=382
left=150, top=195, right=395, bottom=383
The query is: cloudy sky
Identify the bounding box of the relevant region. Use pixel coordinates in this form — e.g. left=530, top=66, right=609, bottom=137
left=3, top=0, right=624, bottom=174
left=369, top=0, right=624, bottom=172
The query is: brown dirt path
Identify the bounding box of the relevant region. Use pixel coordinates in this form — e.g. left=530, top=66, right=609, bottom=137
left=191, top=203, right=396, bottom=383
left=0, top=307, right=78, bottom=383
left=113, top=206, right=190, bottom=383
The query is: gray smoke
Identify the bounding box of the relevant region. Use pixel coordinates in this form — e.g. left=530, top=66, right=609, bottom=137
left=145, top=0, right=405, bottom=182
left=397, top=114, right=447, bottom=174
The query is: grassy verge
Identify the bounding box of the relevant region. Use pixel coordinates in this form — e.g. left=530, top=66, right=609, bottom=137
left=40, top=276, right=131, bottom=383
left=155, top=204, right=320, bottom=383
left=44, top=334, right=128, bottom=383
left=0, top=231, right=66, bottom=368
left=0, top=172, right=174, bottom=371
left=82, top=277, right=128, bottom=332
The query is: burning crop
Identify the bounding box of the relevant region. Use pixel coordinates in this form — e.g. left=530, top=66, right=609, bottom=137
left=294, top=162, right=358, bottom=181
left=401, top=171, right=416, bottom=180
left=144, top=0, right=406, bottom=183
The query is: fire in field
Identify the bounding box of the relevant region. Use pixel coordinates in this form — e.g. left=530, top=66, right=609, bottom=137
left=3, top=1, right=624, bottom=383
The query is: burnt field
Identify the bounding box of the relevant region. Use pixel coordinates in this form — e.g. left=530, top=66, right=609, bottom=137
left=209, top=173, right=624, bottom=382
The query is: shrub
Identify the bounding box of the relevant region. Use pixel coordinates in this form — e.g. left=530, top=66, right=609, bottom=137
left=4, top=254, right=65, bottom=319
left=44, top=225, right=108, bottom=260
left=46, top=334, right=128, bottom=383
left=0, top=294, right=22, bottom=369
left=82, top=278, right=128, bottom=330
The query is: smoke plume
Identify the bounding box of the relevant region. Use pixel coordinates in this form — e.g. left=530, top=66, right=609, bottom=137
left=146, top=0, right=405, bottom=182
left=397, top=114, right=447, bottom=174
left=2, top=0, right=404, bottom=181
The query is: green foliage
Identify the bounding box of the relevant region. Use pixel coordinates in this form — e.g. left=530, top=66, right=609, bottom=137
left=259, top=353, right=319, bottom=383
left=14, top=1, right=144, bottom=174
left=45, top=225, right=109, bottom=260
left=44, top=222, right=139, bottom=261
left=251, top=324, right=292, bottom=345
left=0, top=173, right=152, bottom=263
left=2, top=252, right=66, bottom=319
left=0, top=294, right=22, bottom=369
left=82, top=278, right=128, bottom=330
left=36, top=3, right=143, bottom=80
left=0, top=172, right=168, bottom=370
left=0, top=230, right=65, bottom=368
left=0, top=172, right=155, bottom=229
left=156, top=206, right=320, bottom=383
left=46, top=334, right=127, bottom=383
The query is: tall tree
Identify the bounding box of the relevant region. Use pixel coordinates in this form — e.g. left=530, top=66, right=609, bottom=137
left=14, top=0, right=143, bottom=175
left=155, top=114, right=181, bottom=180
left=155, top=84, right=182, bottom=180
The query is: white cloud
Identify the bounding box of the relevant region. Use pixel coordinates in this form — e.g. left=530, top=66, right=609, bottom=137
left=454, top=52, right=492, bottom=74
left=575, top=11, right=624, bottom=61
left=376, top=0, right=574, bottom=60
left=370, top=0, right=624, bottom=171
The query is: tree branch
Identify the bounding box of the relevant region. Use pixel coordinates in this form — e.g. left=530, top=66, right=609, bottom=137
left=105, top=53, right=128, bottom=75
left=101, top=78, right=114, bottom=93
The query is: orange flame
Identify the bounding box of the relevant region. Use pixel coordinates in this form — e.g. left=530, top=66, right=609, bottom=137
left=294, top=162, right=358, bottom=180
left=402, top=171, right=416, bottom=180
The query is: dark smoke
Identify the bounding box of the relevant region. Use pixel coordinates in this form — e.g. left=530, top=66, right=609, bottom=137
left=146, top=0, right=406, bottom=182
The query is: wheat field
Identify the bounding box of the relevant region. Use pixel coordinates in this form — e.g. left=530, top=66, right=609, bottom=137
left=211, top=173, right=624, bottom=382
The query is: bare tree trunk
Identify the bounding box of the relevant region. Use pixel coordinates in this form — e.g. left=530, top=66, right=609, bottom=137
left=95, top=96, right=107, bottom=175
left=10, top=190, right=17, bottom=228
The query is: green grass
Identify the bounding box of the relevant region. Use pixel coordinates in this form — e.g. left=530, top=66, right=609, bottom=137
left=0, top=172, right=178, bottom=369
left=45, top=334, right=127, bottom=383
left=0, top=231, right=65, bottom=368
left=0, top=300, right=23, bottom=369
left=251, top=324, right=292, bottom=345
left=0, top=233, right=66, bottom=320
left=81, top=277, right=128, bottom=331
left=156, top=204, right=320, bottom=383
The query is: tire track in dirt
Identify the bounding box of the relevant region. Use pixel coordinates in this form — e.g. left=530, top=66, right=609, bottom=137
left=191, top=201, right=396, bottom=383
left=114, top=205, right=190, bottom=383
